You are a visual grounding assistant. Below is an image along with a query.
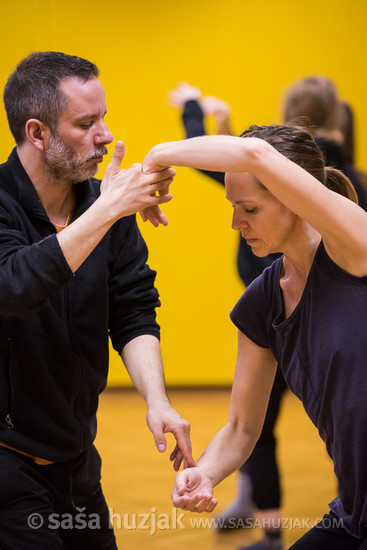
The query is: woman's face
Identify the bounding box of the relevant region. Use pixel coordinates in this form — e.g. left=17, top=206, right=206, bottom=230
left=225, top=172, right=299, bottom=257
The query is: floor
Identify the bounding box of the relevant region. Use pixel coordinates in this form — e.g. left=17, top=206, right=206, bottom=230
left=95, top=388, right=336, bottom=549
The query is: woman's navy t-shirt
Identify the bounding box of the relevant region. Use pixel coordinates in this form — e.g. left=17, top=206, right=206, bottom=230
left=230, top=241, right=367, bottom=538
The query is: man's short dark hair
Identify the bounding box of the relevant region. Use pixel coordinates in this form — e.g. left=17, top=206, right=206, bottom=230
left=3, top=51, right=99, bottom=145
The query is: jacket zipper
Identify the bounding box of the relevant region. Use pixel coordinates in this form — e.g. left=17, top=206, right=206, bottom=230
left=5, top=337, right=14, bottom=428
left=65, top=286, right=86, bottom=453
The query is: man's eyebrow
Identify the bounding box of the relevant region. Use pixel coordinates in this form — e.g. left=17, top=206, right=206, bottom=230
left=75, top=110, right=108, bottom=121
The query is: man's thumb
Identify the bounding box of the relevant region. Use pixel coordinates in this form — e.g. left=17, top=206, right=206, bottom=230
left=108, top=140, right=125, bottom=172
left=154, top=432, right=167, bottom=453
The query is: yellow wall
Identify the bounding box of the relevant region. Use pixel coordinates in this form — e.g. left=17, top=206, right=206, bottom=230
left=1, top=0, right=367, bottom=385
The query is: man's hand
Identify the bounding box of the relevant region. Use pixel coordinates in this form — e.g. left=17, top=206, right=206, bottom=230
left=140, top=147, right=174, bottom=226
left=139, top=179, right=171, bottom=227
left=139, top=205, right=169, bottom=227
left=100, top=141, right=174, bottom=226
left=171, top=467, right=217, bottom=512
left=146, top=402, right=196, bottom=471
left=121, top=335, right=195, bottom=471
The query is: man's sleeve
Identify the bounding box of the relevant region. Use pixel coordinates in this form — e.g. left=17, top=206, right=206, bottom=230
left=108, top=215, right=161, bottom=354
left=230, top=274, right=271, bottom=349
left=0, top=206, right=73, bottom=319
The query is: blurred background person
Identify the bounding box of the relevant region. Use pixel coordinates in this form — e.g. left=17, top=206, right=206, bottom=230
left=282, top=76, right=367, bottom=210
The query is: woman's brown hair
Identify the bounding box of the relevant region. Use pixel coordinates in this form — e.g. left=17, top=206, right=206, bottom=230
left=240, top=124, right=358, bottom=204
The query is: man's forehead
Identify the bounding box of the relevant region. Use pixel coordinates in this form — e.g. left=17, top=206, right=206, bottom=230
left=59, top=75, right=101, bottom=95
left=58, top=76, right=106, bottom=118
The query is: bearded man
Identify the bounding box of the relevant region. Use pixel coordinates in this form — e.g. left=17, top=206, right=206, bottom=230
left=0, top=51, right=193, bottom=550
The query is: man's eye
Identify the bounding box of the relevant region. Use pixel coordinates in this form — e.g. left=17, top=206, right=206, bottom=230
left=244, top=208, right=257, bottom=214
left=80, top=122, right=93, bottom=129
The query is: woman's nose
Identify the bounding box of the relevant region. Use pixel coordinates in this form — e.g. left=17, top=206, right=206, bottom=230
left=232, top=210, right=248, bottom=231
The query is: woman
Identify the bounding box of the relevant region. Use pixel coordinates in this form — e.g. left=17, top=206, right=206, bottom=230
left=170, top=83, right=286, bottom=550
left=143, top=124, right=367, bottom=549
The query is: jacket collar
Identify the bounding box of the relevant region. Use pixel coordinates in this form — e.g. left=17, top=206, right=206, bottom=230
left=2, top=148, right=100, bottom=221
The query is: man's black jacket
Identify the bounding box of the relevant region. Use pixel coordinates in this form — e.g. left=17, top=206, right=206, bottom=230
left=0, top=149, right=160, bottom=462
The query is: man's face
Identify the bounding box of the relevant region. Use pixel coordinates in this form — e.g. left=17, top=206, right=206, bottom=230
left=44, top=76, right=113, bottom=184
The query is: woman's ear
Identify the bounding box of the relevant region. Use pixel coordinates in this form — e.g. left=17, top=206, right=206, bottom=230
left=24, top=119, right=50, bottom=151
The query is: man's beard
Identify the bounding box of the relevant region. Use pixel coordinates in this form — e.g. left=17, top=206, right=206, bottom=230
left=44, top=133, right=108, bottom=184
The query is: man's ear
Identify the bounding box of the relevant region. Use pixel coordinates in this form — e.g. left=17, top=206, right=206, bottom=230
left=24, top=119, right=50, bottom=151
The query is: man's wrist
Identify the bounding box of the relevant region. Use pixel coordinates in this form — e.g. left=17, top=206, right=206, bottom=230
left=146, top=393, right=170, bottom=409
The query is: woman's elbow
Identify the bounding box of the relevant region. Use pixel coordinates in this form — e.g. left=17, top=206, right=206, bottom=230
left=240, top=138, right=274, bottom=170
left=226, top=416, right=262, bottom=445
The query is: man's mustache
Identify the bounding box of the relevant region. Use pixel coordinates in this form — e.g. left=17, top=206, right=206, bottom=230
left=85, top=146, right=108, bottom=161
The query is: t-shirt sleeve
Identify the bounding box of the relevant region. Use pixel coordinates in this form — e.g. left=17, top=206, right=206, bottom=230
left=230, top=273, right=271, bottom=348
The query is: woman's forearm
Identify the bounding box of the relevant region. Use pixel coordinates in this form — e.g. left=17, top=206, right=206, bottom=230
left=196, top=421, right=260, bottom=487
left=143, top=136, right=367, bottom=270
left=143, top=135, right=263, bottom=174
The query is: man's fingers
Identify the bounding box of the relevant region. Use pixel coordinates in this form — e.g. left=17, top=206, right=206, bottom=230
left=139, top=210, right=148, bottom=222
left=147, top=167, right=176, bottom=184
left=149, top=177, right=174, bottom=195
left=171, top=442, right=197, bottom=471
left=154, top=208, right=169, bottom=226
left=139, top=206, right=169, bottom=227
left=107, top=141, right=126, bottom=173
left=156, top=193, right=173, bottom=205
left=172, top=429, right=196, bottom=468
left=151, top=425, right=167, bottom=453
left=173, top=449, right=184, bottom=472
left=184, top=454, right=197, bottom=468
left=170, top=443, right=179, bottom=462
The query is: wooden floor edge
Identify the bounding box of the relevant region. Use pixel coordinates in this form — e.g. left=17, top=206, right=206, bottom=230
left=105, top=385, right=232, bottom=392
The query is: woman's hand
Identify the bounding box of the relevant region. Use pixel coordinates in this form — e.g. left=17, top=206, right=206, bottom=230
left=171, top=467, right=218, bottom=513
left=168, top=82, right=202, bottom=108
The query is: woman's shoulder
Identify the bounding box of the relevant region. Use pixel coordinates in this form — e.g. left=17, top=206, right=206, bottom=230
left=315, top=240, right=367, bottom=285
left=232, top=256, right=283, bottom=319
left=230, top=257, right=283, bottom=348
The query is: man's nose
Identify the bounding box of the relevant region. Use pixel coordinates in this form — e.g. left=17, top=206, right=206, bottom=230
left=95, top=121, right=113, bottom=145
